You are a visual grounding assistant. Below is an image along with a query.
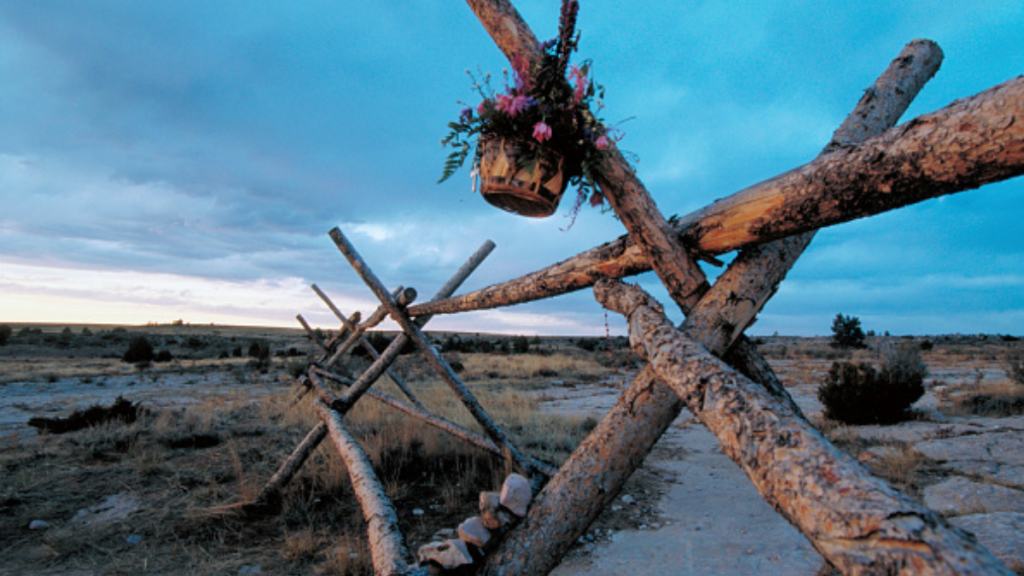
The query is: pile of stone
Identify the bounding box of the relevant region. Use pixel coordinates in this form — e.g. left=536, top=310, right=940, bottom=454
left=417, top=473, right=532, bottom=572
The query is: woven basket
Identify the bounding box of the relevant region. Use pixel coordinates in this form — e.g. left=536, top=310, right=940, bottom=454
left=478, top=137, right=567, bottom=218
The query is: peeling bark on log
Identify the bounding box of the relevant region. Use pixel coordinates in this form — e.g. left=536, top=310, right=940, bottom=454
left=315, top=399, right=415, bottom=576
left=595, top=280, right=1012, bottom=576
left=595, top=145, right=709, bottom=311
left=408, top=75, right=1023, bottom=319
left=482, top=38, right=944, bottom=576
left=463, top=0, right=540, bottom=64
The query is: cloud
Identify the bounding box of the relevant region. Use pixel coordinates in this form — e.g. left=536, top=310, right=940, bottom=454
left=0, top=258, right=381, bottom=327
left=0, top=2, right=1021, bottom=336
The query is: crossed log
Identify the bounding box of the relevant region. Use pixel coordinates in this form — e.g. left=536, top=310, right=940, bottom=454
left=243, top=2, right=1022, bottom=574
left=459, top=2, right=1017, bottom=575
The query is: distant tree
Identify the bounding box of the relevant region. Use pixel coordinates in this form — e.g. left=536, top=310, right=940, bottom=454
left=122, top=336, right=155, bottom=363
left=0, top=324, right=12, bottom=346
left=829, top=313, right=866, bottom=349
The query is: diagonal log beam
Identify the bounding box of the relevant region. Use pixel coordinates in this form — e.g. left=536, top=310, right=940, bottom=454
left=311, top=283, right=424, bottom=408
left=315, top=399, right=419, bottom=576
left=684, top=38, right=944, bottom=358
left=595, top=280, right=1012, bottom=576
left=408, top=74, right=1024, bottom=318
left=483, top=38, right=943, bottom=576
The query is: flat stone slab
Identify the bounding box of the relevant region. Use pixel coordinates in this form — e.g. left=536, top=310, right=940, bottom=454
left=916, top=431, right=1024, bottom=466
left=550, top=417, right=822, bottom=576
left=923, top=476, right=1024, bottom=516
left=949, top=512, right=1024, bottom=571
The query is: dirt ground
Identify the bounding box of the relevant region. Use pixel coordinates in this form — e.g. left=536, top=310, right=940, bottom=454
left=1, top=328, right=1022, bottom=575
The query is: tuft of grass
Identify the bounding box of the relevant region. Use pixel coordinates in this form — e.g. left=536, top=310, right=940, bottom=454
left=939, top=380, right=1024, bottom=417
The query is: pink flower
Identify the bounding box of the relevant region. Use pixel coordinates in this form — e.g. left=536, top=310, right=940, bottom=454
left=595, top=135, right=610, bottom=150
left=569, top=65, right=588, bottom=103
left=589, top=192, right=605, bottom=207
left=495, top=94, right=515, bottom=114
left=477, top=99, right=490, bottom=115
left=532, top=122, right=552, bottom=143
left=508, top=95, right=531, bottom=116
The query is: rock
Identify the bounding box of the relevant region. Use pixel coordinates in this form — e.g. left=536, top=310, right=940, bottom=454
left=431, top=527, right=456, bottom=541
left=418, top=539, right=473, bottom=569
left=480, top=491, right=512, bottom=529
left=125, top=534, right=142, bottom=545
left=621, top=494, right=635, bottom=505
left=458, top=516, right=491, bottom=548
left=948, top=512, right=1024, bottom=570
left=70, top=493, right=139, bottom=526
left=916, top=433, right=1024, bottom=467
left=28, top=520, right=50, bottom=531
left=237, top=565, right=262, bottom=575
left=923, top=476, right=1024, bottom=516
left=500, top=474, right=532, bottom=517
left=412, top=508, right=425, bottom=516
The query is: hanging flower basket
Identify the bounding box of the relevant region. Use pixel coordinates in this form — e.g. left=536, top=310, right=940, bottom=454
left=478, top=137, right=568, bottom=218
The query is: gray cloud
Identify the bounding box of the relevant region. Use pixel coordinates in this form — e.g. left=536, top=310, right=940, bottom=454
left=0, top=1, right=1021, bottom=335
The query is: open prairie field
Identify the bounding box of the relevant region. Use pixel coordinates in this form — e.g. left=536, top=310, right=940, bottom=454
left=1, top=324, right=1021, bottom=575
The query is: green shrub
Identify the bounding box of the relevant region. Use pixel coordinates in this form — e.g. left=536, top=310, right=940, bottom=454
left=818, top=347, right=926, bottom=425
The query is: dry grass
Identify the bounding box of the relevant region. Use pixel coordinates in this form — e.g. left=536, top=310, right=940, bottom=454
left=0, top=326, right=601, bottom=575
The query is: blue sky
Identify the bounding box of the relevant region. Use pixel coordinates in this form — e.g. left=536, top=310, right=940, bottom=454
left=0, top=1, right=1021, bottom=336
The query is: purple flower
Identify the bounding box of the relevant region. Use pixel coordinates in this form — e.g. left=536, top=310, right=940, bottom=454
left=460, top=107, right=473, bottom=123
left=595, top=135, right=610, bottom=150
left=533, top=122, right=552, bottom=143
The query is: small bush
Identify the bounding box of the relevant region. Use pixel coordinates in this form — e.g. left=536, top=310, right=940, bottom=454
left=0, top=324, right=11, bottom=346
left=154, top=350, right=174, bottom=363
left=1007, top=350, right=1024, bottom=386
left=122, top=336, right=155, bottom=364
left=946, top=392, right=1024, bottom=417
left=818, top=348, right=926, bottom=425
left=829, top=313, right=866, bottom=349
